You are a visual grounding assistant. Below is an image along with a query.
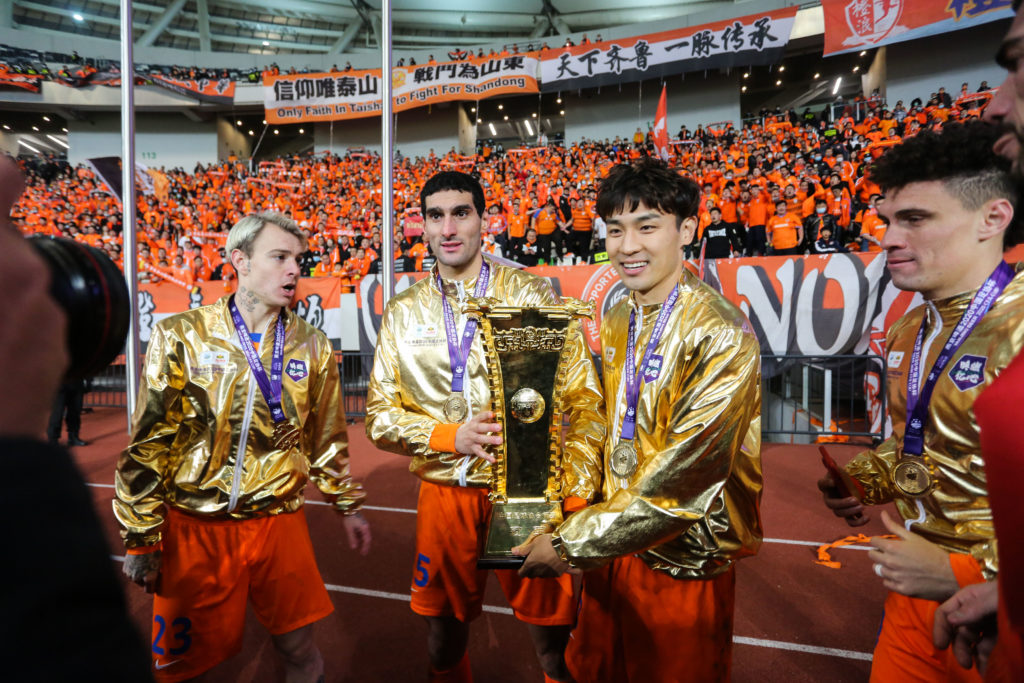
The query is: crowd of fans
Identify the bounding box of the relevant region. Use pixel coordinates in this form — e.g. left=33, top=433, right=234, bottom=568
left=8, top=79, right=995, bottom=293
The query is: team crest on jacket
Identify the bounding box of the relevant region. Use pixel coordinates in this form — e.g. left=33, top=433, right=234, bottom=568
left=948, top=354, right=986, bottom=392
left=286, top=359, right=308, bottom=382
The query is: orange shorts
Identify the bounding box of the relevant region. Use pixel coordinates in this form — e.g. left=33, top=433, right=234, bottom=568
left=871, top=591, right=983, bottom=683
left=150, top=508, right=333, bottom=682
left=410, top=481, right=575, bottom=626
left=567, top=555, right=736, bottom=683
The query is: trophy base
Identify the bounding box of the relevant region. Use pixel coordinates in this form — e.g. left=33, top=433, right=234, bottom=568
left=478, top=501, right=560, bottom=569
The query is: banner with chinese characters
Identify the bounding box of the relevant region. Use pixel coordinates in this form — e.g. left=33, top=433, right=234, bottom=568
left=822, top=0, right=1013, bottom=56
left=149, top=74, right=236, bottom=105
left=264, top=56, right=539, bottom=124
left=538, top=7, right=798, bottom=92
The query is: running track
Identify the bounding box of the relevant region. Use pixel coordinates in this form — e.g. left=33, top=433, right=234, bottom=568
left=73, top=407, right=894, bottom=682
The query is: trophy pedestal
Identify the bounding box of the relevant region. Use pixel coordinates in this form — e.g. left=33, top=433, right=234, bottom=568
left=478, top=500, right=561, bottom=569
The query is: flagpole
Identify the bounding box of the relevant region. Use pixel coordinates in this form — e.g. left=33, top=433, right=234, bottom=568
left=121, top=0, right=142, bottom=425
left=380, top=0, right=395, bottom=304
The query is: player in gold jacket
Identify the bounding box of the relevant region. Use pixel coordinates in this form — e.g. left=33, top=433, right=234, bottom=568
left=115, top=212, right=370, bottom=682
left=517, top=158, right=763, bottom=682
left=819, top=122, right=1024, bottom=682
left=366, top=171, right=604, bottom=682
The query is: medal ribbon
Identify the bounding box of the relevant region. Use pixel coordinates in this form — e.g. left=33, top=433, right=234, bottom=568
left=904, top=261, right=1015, bottom=455
left=229, top=297, right=288, bottom=424
left=436, top=261, right=491, bottom=394
left=620, top=285, right=680, bottom=442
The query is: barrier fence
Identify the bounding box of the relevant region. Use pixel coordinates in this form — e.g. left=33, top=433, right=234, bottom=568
left=87, top=352, right=885, bottom=444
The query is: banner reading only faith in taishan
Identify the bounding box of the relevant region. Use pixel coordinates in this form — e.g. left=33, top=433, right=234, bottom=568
left=822, top=0, right=1013, bottom=56
left=264, top=56, right=539, bottom=124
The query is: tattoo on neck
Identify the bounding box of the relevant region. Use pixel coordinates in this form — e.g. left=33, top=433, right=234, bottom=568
left=239, top=286, right=259, bottom=313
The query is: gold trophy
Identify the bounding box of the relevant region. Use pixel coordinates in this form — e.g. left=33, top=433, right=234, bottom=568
left=463, top=297, right=594, bottom=568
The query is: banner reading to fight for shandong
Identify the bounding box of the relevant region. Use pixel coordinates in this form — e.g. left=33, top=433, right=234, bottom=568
left=539, top=7, right=798, bottom=92
left=822, top=0, right=1014, bottom=56
left=264, top=56, right=539, bottom=124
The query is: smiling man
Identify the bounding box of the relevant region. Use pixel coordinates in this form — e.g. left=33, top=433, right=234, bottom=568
left=516, top=158, right=763, bottom=681
left=818, top=121, right=1024, bottom=682
left=366, top=171, right=604, bottom=682
left=115, top=212, right=370, bottom=683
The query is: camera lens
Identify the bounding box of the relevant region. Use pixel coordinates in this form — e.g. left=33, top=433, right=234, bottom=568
left=28, top=236, right=131, bottom=380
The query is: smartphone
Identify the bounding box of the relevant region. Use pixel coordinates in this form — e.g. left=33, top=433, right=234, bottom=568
left=819, top=445, right=866, bottom=501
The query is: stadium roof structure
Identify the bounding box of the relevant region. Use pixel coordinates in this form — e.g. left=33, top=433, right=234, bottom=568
left=9, top=0, right=758, bottom=55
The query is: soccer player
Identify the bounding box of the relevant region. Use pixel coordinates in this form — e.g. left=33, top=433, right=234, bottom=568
left=115, top=212, right=371, bottom=683
left=365, top=171, right=604, bottom=682
left=818, top=122, right=1024, bottom=682
left=516, top=158, right=763, bottom=681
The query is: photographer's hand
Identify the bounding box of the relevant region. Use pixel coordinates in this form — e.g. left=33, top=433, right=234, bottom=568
left=0, top=157, right=69, bottom=438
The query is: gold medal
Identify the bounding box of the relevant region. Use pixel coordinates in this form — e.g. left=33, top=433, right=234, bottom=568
left=273, top=420, right=301, bottom=450
left=443, top=394, right=469, bottom=423
left=892, top=457, right=934, bottom=497
left=610, top=440, right=638, bottom=479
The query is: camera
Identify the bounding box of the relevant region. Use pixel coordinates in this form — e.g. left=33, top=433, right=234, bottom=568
left=29, top=236, right=131, bottom=380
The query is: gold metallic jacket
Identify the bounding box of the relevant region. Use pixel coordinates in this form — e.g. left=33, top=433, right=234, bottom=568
left=556, top=269, right=764, bottom=579
left=846, top=267, right=1024, bottom=578
left=365, top=257, right=605, bottom=498
left=114, top=296, right=365, bottom=549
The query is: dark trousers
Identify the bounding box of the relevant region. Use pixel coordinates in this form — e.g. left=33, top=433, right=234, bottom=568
left=746, top=225, right=767, bottom=256
left=571, top=230, right=592, bottom=262
left=48, top=382, right=85, bottom=441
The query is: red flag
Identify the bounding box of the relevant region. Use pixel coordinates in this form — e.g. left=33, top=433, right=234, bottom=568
left=653, top=85, right=669, bottom=162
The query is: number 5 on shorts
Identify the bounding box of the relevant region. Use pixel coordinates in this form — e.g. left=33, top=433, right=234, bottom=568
left=413, top=553, right=431, bottom=587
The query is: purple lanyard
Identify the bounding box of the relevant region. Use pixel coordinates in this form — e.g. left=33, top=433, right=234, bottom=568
left=620, top=285, right=680, bottom=442
left=904, top=261, right=1015, bottom=455
left=229, top=297, right=288, bottom=424
left=436, top=261, right=491, bottom=394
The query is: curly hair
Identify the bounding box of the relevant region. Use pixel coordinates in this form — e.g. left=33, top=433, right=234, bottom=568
left=868, top=121, right=1023, bottom=249
left=420, top=171, right=485, bottom=217
left=596, top=158, right=700, bottom=224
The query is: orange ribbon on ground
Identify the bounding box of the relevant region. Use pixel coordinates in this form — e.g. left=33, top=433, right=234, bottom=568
left=815, top=533, right=898, bottom=569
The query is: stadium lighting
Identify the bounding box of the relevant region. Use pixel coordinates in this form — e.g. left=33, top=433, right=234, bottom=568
left=262, top=41, right=270, bottom=46
left=488, top=122, right=497, bottom=136
left=778, top=65, right=785, bottom=72
left=524, top=120, right=534, bottom=136
left=19, top=139, right=41, bottom=153
left=46, top=134, right=69, bottom=149
left=833, top=76, right=843, bottom=95
left=860, top=50, right=867, bottom=57
left=476, top=118, right=482, bottom=123
left=743, top=72, right=749, bottom=79
left=775, top=80, right=781, bottom=86
left=72, top=13, right=84, bottom=22
left=299, top=128, right=304, bottom=134
left=498, top=104, right=503, bottom=110
left=62, top=127, right=68, bottom=132
left=42, top=115, right=50, bottom=122
left=237, top=119, right=243, bottom=126
left=556, top=97, right=562, bottom=104
left=32, top=125, right=39, bottom=131
left=741, top=86, right=746, bottom=92
left=249, top=130, right=255, bottom=135
left=503, top=115, right=508, bottom=121
left=470, top=107, right=476, bottom=112
left=560, top=110, right=565, bottom=115
left=262, top=119, right=267, bottom=124
left=852, top=65, right=860, bottom=73
left=2, top=124, right=9, bottom=130
left=274, top=129, right=279, bottom=134
left=814, top=73, right=820, bottom=79
left=531, top=112, right=537, bottom=118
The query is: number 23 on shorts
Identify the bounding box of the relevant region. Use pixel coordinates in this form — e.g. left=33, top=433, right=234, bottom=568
left=153, top=614, right=193, bottom=656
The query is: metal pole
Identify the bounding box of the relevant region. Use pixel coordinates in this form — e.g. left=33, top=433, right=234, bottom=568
left=380, top=0, right=395, bottom=304
left=121, top=0, right=142, bottom=425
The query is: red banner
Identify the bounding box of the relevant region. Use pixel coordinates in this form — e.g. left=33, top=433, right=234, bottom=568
left=822, top=0, right=1013, bottom=56
left=0, top=68, right=42, bottom=92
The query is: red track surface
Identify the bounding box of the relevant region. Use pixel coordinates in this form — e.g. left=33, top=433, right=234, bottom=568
left=73, top=407, right=895, bottom=682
